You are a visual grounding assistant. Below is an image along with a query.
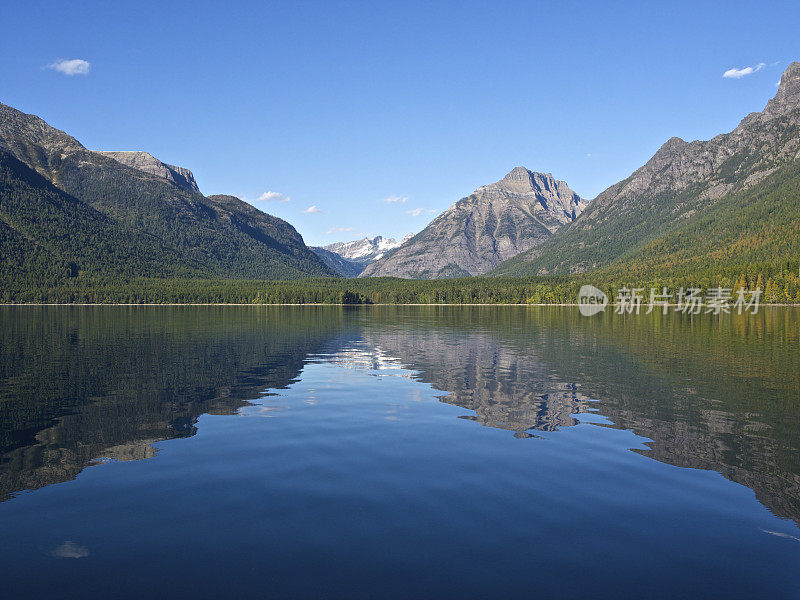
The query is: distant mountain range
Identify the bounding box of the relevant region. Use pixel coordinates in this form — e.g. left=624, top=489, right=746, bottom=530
left=0, top=102, right=335, bottom=284
left=2, top=60, right=798, bottom=291
left=310, top=246, right=364, bottom=278
left=327, top=234, right=412, bottom=262
left=361, top=168, right=586, bottom=278
left=312, top=235, right=412, bottom=277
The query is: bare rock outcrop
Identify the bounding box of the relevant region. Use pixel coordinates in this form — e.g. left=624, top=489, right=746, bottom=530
left=361, top=168, right=586, bottom=278
left=96, top=150, right=200, bottom=192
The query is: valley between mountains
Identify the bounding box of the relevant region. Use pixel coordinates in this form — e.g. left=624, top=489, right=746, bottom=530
left=2, top=62, right=799, bottom=303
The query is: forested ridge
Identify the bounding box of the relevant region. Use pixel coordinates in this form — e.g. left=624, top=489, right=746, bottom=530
left=0, top=101, right=336, bottom=282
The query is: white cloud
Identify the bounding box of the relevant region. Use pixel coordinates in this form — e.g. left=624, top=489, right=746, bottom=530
left=327, top=226, right=354, bottom=235
left=256, top=191, right=290, bottom=202
left=47, top=59, right=91, bottom=76
left=406, top=208, right=436, bottom=217
left=303, top=205, right=321, bottom=214
left=381, top=195, right=408, bottom=204
left=722, top=62, right=765, bottom=79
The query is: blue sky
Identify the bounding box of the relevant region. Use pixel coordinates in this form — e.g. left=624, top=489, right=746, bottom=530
left=2, top=1, right=798, bottom=246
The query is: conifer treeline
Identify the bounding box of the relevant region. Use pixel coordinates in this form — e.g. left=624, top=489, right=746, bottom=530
left=3, top=263, right=798, bottom=304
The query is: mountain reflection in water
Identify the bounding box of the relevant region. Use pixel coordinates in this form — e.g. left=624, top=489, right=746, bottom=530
left=0, top=305, right=798, bottom=529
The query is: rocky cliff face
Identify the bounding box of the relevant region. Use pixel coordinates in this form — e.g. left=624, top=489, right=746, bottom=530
left=361, top=168, right=586, bottom=278
left=97, top=151, right=200, bottom=193
left=494, top=61, right=800, bottom=276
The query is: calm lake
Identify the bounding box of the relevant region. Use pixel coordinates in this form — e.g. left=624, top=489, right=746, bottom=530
left=0, top=306, right=798, bottom=599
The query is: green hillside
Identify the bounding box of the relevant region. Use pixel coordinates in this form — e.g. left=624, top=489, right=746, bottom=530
left=0, top=150, right=205, bottom=287
left=495, top=161, right=800, bottom=287
left=599, top=162, right=800, bottom=280
left=0, top=102, right=336, bottom=282
left=492, top=62, right=800, bottom=293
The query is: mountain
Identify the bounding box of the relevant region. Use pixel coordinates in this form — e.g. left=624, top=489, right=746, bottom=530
left=493, top=62, right=800, bottom=278
left=361, top=168, right=586, bottom=278
left=313, top=235, right=413, bottom=277
left=310, top=246, right=364, bottom=278
left=96, top=151, right=200, bottom=193
left=0, top=101, right=336, bottom=284
left=327, top=235, right=411, bottom=263
left=0, top=149, right=201, bottom=286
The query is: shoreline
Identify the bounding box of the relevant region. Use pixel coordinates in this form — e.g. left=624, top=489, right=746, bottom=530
left=1, top=303, right=798, bottom=308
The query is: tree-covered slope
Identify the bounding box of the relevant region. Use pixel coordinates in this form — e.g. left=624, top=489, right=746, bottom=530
left=204, top=194, right=334, bottom=278
left=0, top=102, right=335, bottom=281
left=0, top=150, right=205, bottom=287
left=594, top=160, right=800, bottom=282
left=492, top=61, right=800, bottom=278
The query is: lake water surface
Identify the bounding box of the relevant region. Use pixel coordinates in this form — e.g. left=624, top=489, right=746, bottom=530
left=0, top=306, right=798, bottom=599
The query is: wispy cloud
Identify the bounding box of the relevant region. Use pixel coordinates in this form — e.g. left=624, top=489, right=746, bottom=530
left=722, top=62, right=765, bottom=79
left=47, top=58, right=91, bottom=76
left=406, top=208, right=436, bottom=217
left=303, top=205, right=321, bottom=214
left=255, top=191, right=290, bottom=202
left=381, top=195, right=408, bottom=204
left=327, top=226, right=354, bottom=235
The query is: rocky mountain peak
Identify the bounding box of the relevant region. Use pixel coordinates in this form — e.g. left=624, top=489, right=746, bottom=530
left=778, top=61, right=800, bottom=95
left=764, top=61, right=800, bottom=116
left=474, top=167, right=586, bottom=223
left=482, top=167, right=583, bottom=200
left=659, top=136, right=688, bottom=153
left=494, top=167, right=558, bottom=193
left=501, top=166, right=536, bottom=183
left=361, top=168, right=585, bottom=279
left=640, top=137, right=690, bottom=172
left=0, top=102, right=86, bottom=169
left=313, top=233, right=414, bottom=277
